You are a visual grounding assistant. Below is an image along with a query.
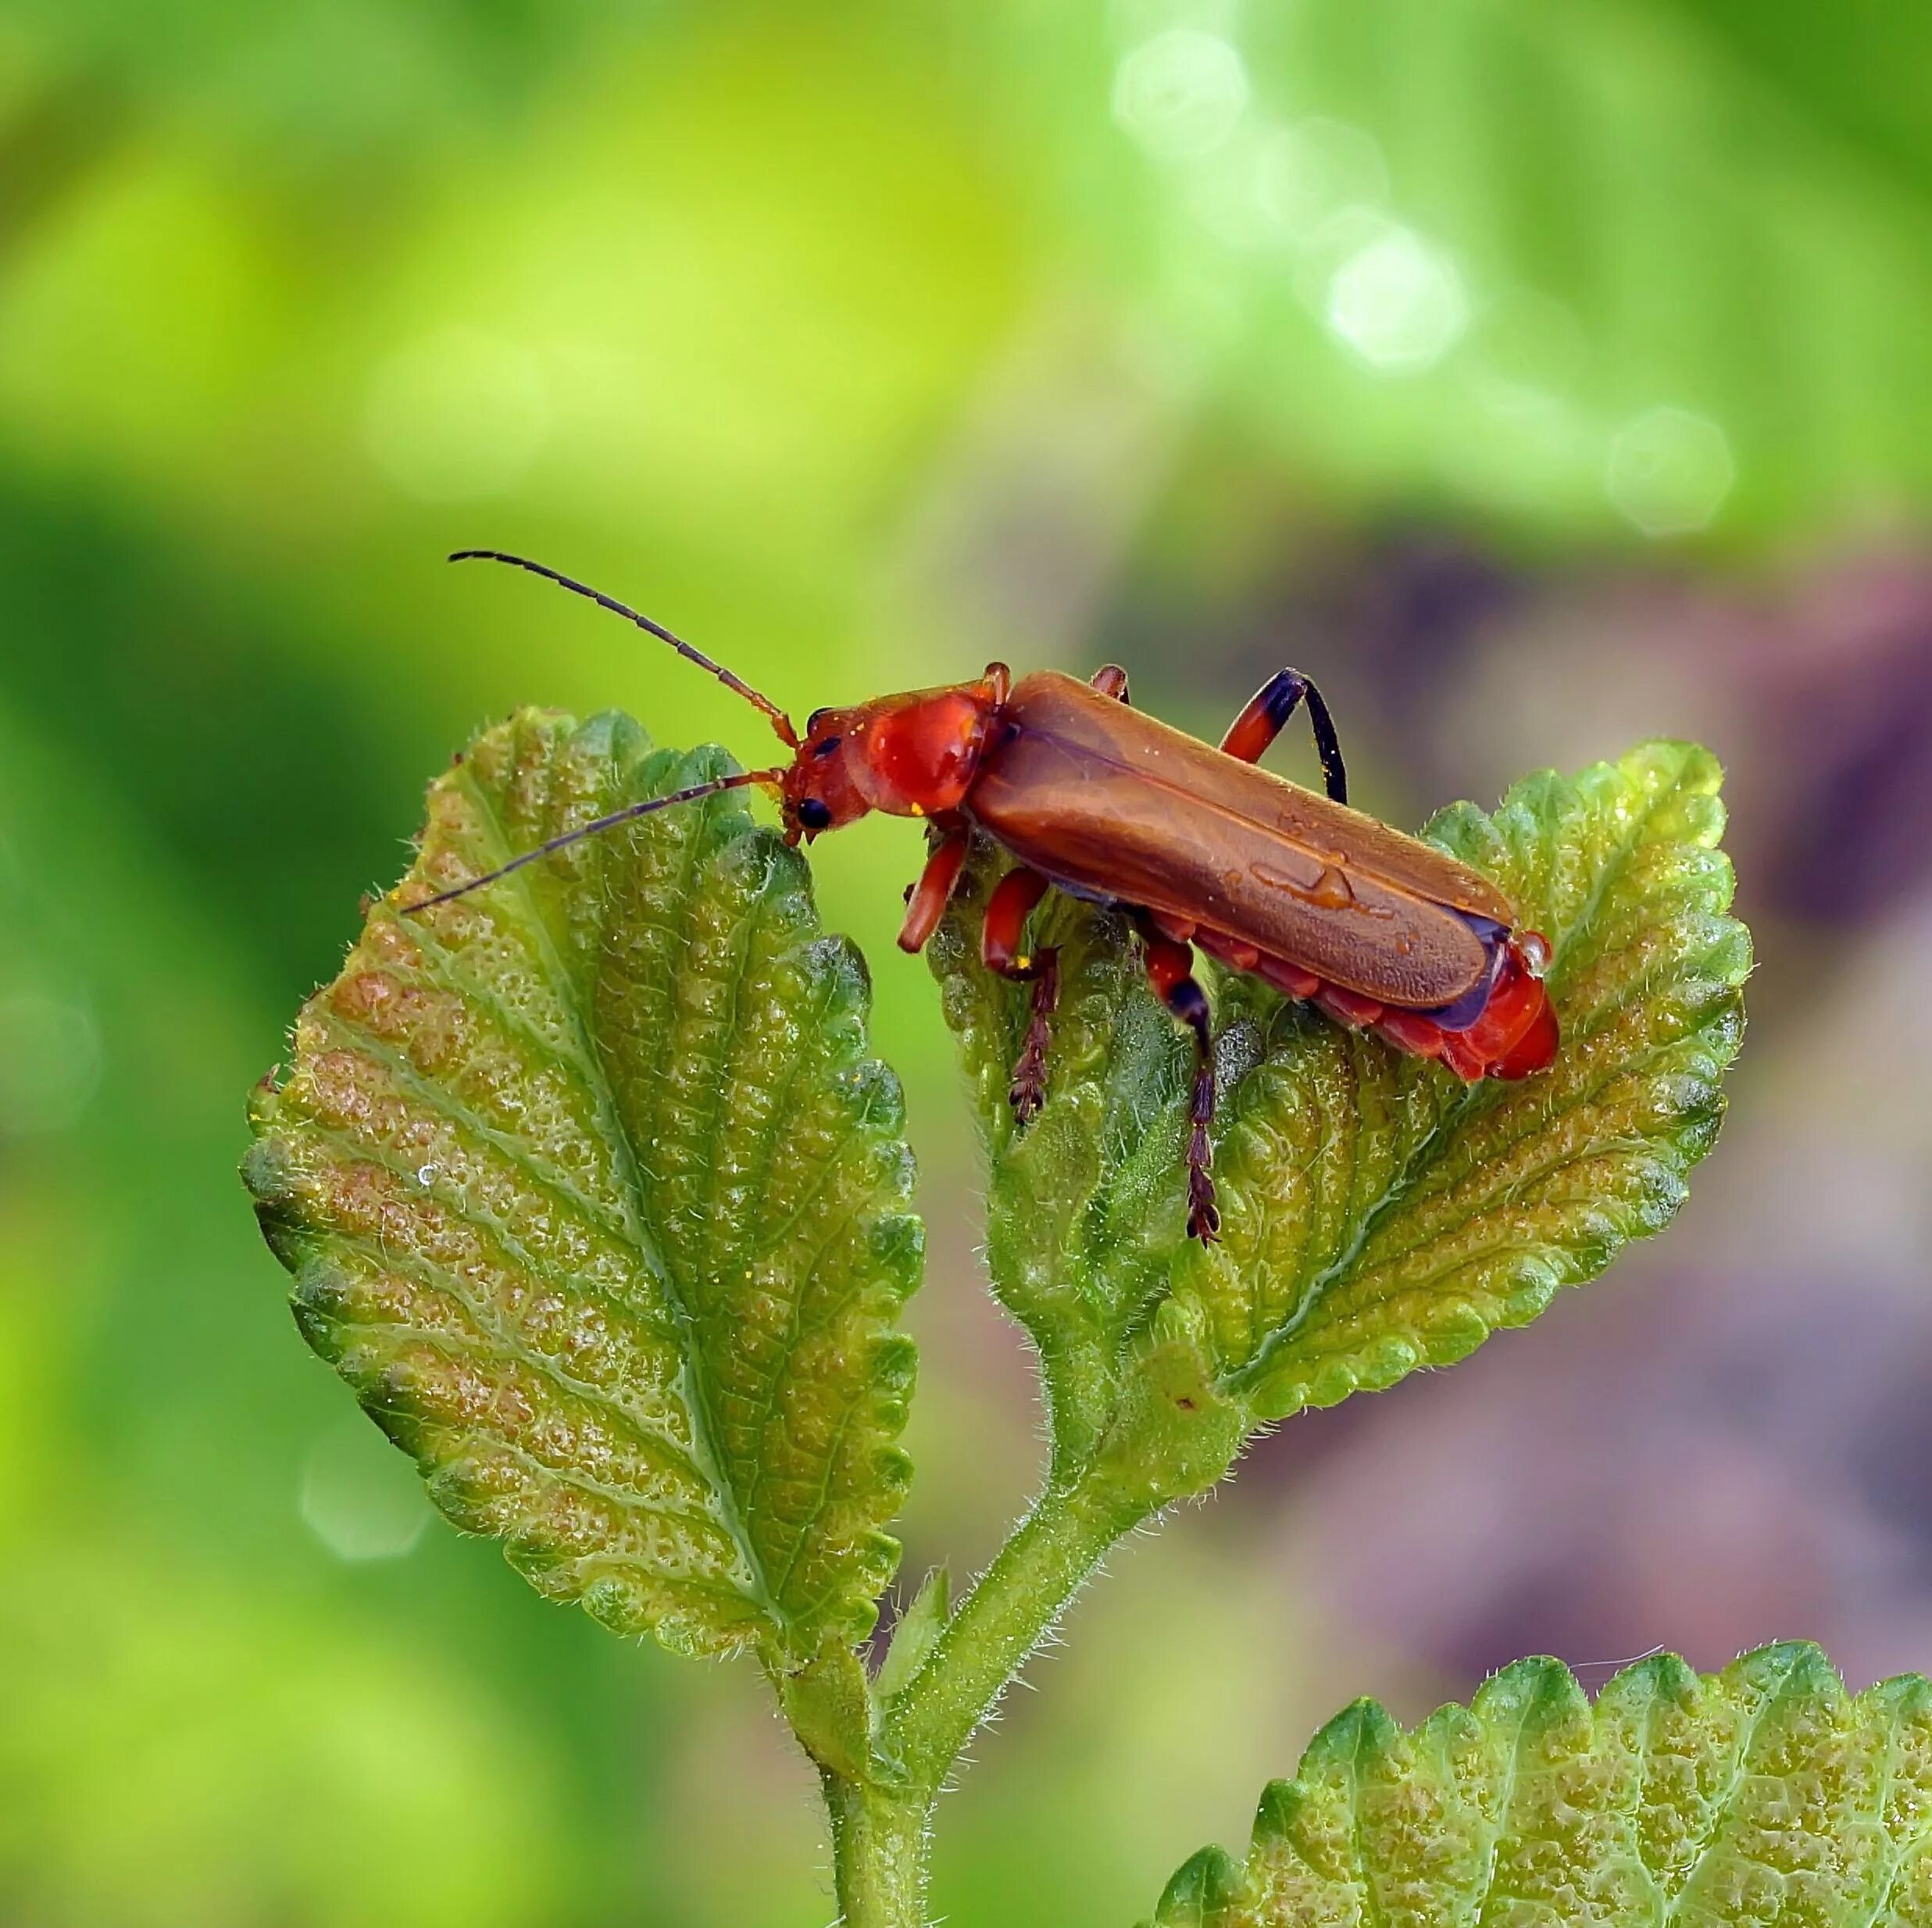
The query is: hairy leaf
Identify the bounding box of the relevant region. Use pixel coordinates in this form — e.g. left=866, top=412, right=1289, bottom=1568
left=1144, top=1643, right=1932, bottom=1928
left=245, top=709, right=920, bottom=1662
left=1212, top=741, right=1746, bottom=1416
left=930, top=741, right=1746, bottom=1450
left=930, top=859, right=1188, bottom=1459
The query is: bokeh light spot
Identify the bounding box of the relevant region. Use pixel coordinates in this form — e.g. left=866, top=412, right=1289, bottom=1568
left=1257, top=119, right=1389, bottom=244
left=362, top=327, right=551, bottom=502
left=1605, top=407, right=1736, bottom=535
left=0, top=991, right=102, bottom=1134
left=300, top=1419, right=434, bottom=1563
left=1325, top=227, right=1469, bottom=374
left=1112, top=29, right=1249, bottom=162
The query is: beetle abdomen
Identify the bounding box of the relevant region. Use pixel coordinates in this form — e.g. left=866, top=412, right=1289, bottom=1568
left=971, top=673, right=1505, bottom=1009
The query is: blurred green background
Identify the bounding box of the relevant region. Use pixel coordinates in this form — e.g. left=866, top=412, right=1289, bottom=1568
left=7, top=1, right=1932, bottom=1922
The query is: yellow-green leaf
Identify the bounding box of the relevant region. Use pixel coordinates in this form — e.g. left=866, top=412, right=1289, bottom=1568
left=245, top=709, right=920, bottom=1662
left=930, top=741, right=1747, bottom=1451
left=1216, top=741, right=1747, bottom=1416
left=1145, top=1644, right=1932, bottom=1927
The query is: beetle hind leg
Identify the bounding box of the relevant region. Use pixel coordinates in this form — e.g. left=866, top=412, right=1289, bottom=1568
left=982, top=865, right=1058, bottom=1124
left=1138, top=919, right=1220, bottom=1244
left=1220, top=667, right=1348, bottom=804
left=1091, top=663, right=1131, bottom=703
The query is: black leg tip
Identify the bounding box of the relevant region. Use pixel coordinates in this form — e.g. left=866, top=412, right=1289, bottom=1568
left=1262, top=669, right=1306, bottom=726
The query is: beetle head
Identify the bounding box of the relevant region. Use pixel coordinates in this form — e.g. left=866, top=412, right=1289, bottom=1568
left=780, top=705, right=874, bottom=843
left=780, top=673, right=1008, bottom=845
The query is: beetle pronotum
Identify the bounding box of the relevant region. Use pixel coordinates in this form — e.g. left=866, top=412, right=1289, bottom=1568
left=416, top=552, right=1559, bottom=1242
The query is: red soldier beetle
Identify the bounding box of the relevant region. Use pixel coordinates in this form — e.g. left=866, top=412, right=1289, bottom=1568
left=418, top=551, right=1559, bottom=1243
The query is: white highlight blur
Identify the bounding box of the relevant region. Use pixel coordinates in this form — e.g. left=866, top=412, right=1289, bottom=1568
left=1325, top=224, right=1469, bottom=374
left=300, top=1419, right=434, bottom=1562
left=1256, top=118, right=1389, bottom=243
left=1112, top=28, right=1249, bottom=161
left=1605, top=406, right=1736, bottom=535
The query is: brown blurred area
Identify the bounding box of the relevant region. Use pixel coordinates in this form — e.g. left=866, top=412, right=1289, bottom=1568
left=1235, top=534, right=1932, bottom=1695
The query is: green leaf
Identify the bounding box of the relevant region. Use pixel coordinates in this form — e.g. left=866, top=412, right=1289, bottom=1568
left=930, top=741, right=1746, bottom=1464
left=1215, top=739, right=1747, bottom=1417
left=1142, top=1642, right=1932, bottom=1927
left=245, top=709, right=921, bottom=1662
left=930, top=857, right=1191, bottom=1462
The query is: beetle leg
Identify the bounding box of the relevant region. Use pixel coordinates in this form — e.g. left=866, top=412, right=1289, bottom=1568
left=982, top=866, right=1058, bottom=1123
left=897, top=825, right=971, bottom=955
left=1137, top=918, right=1220, bottom=1244
left=1090, top=663, right=1131, bottom=703
left=1220, top=668, right=1349, bottom=804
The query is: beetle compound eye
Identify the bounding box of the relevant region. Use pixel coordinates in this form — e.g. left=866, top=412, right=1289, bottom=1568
left=812, top=734, right=842, bottom=758
left=798, top=798, right=834, bottom=832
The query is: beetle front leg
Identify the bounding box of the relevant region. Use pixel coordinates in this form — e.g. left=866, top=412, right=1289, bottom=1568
left=1137, top=919, right=1220, bottom=1244
left=982, top=866, right=1058, bottom=1123
left=1220, top=667, right=1348, bottom=804
left=898, top=824, right=971, bottom=955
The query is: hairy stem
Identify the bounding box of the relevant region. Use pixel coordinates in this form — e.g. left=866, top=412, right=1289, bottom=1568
left=823, top=1773, right=930, bottom=1928
left=882, top=1469, right=1147, bottom=1792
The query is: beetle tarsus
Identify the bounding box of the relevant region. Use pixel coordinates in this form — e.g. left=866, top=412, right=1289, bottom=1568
left=1186, top=1151, right=1220, bottom=1242
left=1137, top=918, right=1222, bottom=1242
left=1007, top=948, right=1059, bottom=1124
left=1185, top=1060, right=1220, bottom=1242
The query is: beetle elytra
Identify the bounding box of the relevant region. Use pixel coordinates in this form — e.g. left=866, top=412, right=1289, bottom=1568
left=415, top=552, right=1559, bottom=1242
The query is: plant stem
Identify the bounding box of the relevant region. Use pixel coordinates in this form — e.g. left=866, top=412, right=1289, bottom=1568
left=822, top=1771, right=930, bottom=1928
left=883, top=1468, right=1145, bottom=1791
left=819, top=1473, right=1139, bottom=1921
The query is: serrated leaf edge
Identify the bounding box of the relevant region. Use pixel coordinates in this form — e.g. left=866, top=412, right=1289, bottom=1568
left=1224, top=739, right=1748, bottom=1416
left=245, top=710, right=921, bottom=1662
left=1145, top=1642, right=1932, bottom=1928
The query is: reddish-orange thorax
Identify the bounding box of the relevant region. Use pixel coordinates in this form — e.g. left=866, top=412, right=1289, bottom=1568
left=781, top=674, right=1003, bottom=841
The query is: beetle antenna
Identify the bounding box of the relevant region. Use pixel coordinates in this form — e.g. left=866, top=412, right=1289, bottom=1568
left=403, top=766, right=786, bottom=914
left=450, top=549, right=800, bottom=748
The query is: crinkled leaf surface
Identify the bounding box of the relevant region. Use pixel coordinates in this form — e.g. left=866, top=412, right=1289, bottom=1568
left=1144, top=1643, right=1932, bottom=1928
left=246, top=709, right=920, bottom=1662
left=930, top=741, right=1746, bottom=1451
